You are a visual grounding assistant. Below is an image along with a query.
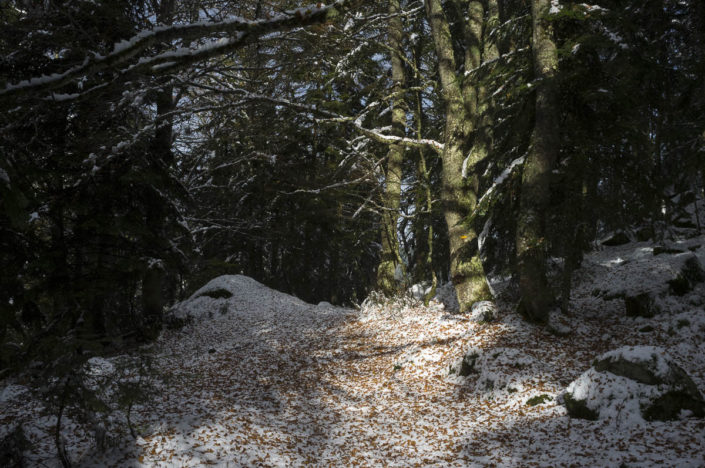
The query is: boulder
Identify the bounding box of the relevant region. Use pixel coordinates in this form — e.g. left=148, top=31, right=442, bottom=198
left=468, top=301, right=497, bottom=323
left=624, top=292, right=660, bottom=318
left=600, top=231, right=631, bottom=246
left=433, top=282, right=459, bottom=313
left=668, top=254, right=705, bottom=296
left=564, top=346, right=705, bottom=423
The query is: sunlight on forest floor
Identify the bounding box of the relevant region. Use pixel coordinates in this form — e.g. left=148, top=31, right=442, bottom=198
left=3, top=245, right=705, bottom=466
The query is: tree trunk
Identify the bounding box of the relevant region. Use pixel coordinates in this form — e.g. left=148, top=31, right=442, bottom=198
left=377, top=0, right=407, bottom=294
left=516, top=0, right=560, bottom=323
left=425, top=0, right=491, bottom=312
left=141, top=0, right=175, bottom=339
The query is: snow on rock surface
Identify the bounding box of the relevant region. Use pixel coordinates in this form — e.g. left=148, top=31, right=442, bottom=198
left=468, top=301, right=497, bottom=322
left=171, top=274, right=315, bottom=321
left=564, top=346, right=705, bottom=424
left=433, top=281, right=459, bottom=312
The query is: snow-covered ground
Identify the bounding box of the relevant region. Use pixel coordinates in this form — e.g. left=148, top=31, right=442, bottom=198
left=2, top=241, right=705, bottom=466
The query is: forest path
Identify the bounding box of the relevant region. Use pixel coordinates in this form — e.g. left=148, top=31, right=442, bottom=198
left=99, top=273, right=705, bottom=467
left=120, top=298, right=562, bottom=467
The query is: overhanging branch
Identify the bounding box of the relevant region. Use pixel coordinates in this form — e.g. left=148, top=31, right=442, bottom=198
left=0, top=0, right=359, bottom=101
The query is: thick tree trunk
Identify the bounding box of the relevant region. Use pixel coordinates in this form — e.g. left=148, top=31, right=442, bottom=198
left=516, top=0, right=560, bottom=323
left=377, top=0, right=407, bottom=293
left=425, top=0, right=491, bottom=312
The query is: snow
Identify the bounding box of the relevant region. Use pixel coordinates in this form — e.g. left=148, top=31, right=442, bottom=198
left=565, top=368, right=658, bottom=427
left=0, top=384, right=29, bottom=404
left=0, top=0, right=355, bottom=96
left=0, top=168, right=10, bottom=184
left=598, top=346, right=672, bottom=379
left=3, top=238, right=705, bottom=466
left=473, top=155, right=525, bottom=206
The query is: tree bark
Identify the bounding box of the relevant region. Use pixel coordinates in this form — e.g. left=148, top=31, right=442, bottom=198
left=516, top=0, right=560, bottom=323
left=141, top=0, right=175, bottom=340
left=425, top=0, right=491, bottom=312
left=377, top=0, right=407, bottom=293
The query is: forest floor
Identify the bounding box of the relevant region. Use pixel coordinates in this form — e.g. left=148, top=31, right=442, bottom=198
left=3, top=239, right=705, bottom=467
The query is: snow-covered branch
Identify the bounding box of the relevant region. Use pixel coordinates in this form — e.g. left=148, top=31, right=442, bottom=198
left=196, top=87, right=445, bottom=153
left=0, top=0, right=359, bottom=100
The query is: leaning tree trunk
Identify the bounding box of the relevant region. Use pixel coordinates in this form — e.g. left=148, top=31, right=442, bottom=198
left=425, top=0, right=491, bottom=312
left=376, top=0, right=407, bottom=294
left=516, top=0, right=560, bottom=323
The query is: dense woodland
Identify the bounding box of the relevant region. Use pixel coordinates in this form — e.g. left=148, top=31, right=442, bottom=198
left=1, top=0, right=705, bottom=464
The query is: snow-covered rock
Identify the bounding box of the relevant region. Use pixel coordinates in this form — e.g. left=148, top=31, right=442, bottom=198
left=600, top=230, right=631, bottom=246
left=170, top=275, right=314, bottom=322
left=433, top=282, right=459, bottom=313
left=455, top=347, right=539, bottom=395
left=667, top=254, right=705, bottom=296
left=625, top=292, right=661, bottom=318
left=409, top=282, right=432, bottom=301
left=564, top=346, right=705, bottom=424
left=468, top=301, right=497, bottom=322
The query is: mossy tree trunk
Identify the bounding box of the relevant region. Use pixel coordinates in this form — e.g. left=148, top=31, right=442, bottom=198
left=516, top=0, right=560, bottom=323
left=377, top=0, right=407, bottom=294
left=425, top=0, right=492, bottom=312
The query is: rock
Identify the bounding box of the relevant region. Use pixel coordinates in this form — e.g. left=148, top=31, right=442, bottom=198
left=600, top=231, right=631, bottom=246
left=603, top=291, right=625, bottom=301
left=564, top=346, right=705, bottom=423
left=547, top=310, right=572, bottom=336
left=668, top=275, right=691, bottom=296
left=673, top=219, right=697, bottom=229
left=196, top=288, right=233, bottom=299
left=635, top=226, right=653, bottom=242
left=468, top=301, right=497, bottom=322
left=653, top=245, right=685, bottom=256
left=456, top=347, right=537, bottom=395
left=433, top=282, right=459, bottom=313
left=624, top=292, right=660, bottom=318
left=408, top=283, right=432, bottom=301
left=668, top=254, right=705, bottom=296
left=458, top=349, right=481, bottom=377
left=563, top=392, right=598, bottom=420
left=681, top=255, right=705, bottom=282
left=594, top=348, right=686, bottom=387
